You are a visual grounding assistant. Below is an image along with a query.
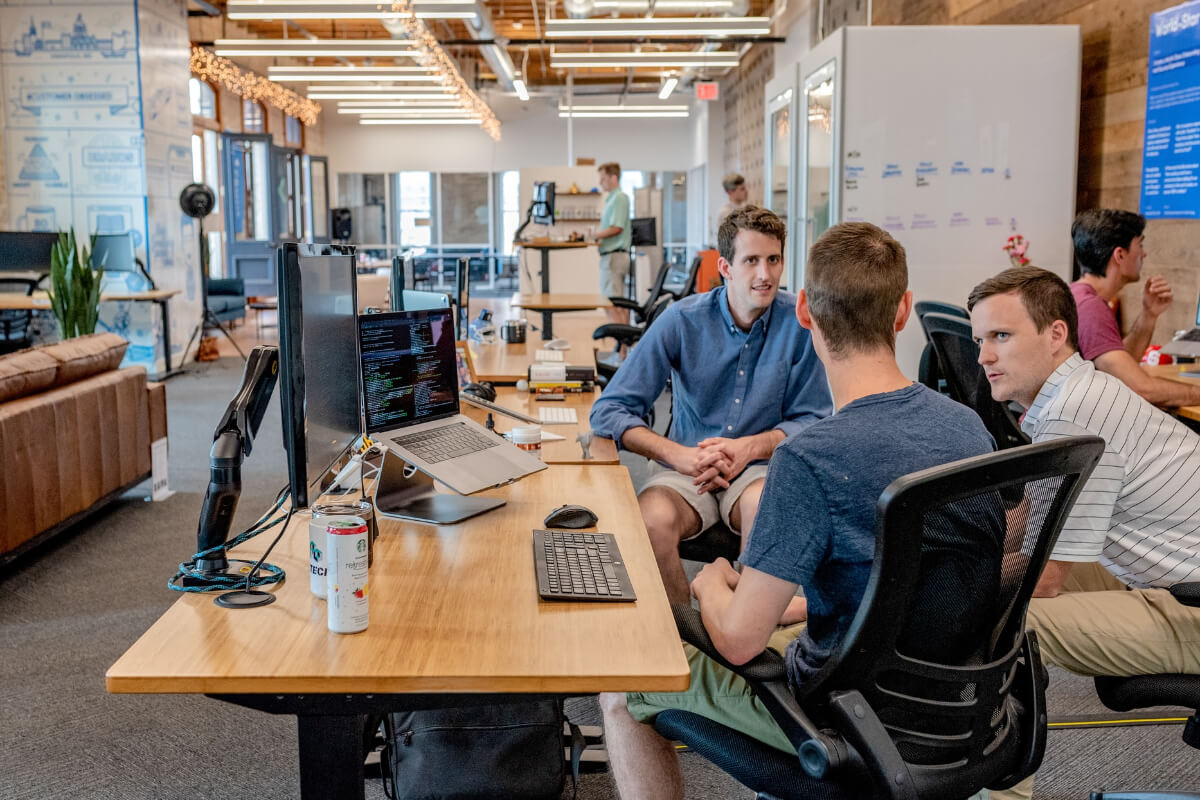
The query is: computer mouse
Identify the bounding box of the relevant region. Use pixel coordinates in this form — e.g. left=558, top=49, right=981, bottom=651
left=544, top=504, right=598, bottom=529
left=546, top=339, right=571, bottom=351
left=462, top=381, right=496, bottom=402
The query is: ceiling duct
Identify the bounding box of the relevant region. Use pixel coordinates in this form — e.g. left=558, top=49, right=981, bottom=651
left=382, top=0, right=518, bottom=91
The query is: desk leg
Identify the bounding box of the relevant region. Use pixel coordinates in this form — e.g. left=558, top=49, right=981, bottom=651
left=158, top=299, right=173, bottom=373
left=541, top=248, right=551, bottom=294
left=541, top=310, right=554, bottom=340
left=297, top=714, right=368, bottom=800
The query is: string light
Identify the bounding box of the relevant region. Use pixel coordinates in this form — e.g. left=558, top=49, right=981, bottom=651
left=190, top=47, right=322, bottom=126
left=388, top=0, right=500, bottom=140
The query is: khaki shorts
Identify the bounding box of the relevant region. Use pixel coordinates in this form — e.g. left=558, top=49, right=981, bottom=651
left=627, top=624, right=805, bottom=753
left=598, top=251, right=631, bottom=298
left=642, top=462, right=768, bottom=535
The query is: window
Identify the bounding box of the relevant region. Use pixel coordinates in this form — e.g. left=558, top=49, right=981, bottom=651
left=243, top=99, right=266, bottom=133
left=394, top=171, right=434, bottom=247
left=188, top=77, right=217, bottom=120
left=498, top=170, right=519, bottom=255
left=338, top=173, right=389, bottom=249
left=285, top=115, right=303, bottom=148
left=439, top=173, right=490, bottom=246
left=619, top=170, right=646, bottom=200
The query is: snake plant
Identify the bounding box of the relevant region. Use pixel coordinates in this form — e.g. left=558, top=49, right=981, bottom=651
left=47, top=230, right=105, bottom=339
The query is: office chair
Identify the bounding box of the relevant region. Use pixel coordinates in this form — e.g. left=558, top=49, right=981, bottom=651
left=914, top=302, right=967, bottom=394
left=592, top=295, right=673, bottom=387
left=608, top=259, right=678, bottom=326
left=1089, top=582, right=1200, bottom=799
left=654, top=436, right=1105, bottom=800
left=0, top=277, right=37, bottom=354
left=922, top=312, right=1031, bottom=449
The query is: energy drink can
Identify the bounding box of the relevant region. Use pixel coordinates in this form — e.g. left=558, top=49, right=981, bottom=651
left=308, top=511, right=357, bottom=599
left=326, top=517, right=369, bottom=634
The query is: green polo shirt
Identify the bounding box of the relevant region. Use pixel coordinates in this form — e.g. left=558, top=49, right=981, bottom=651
left=599, top=189, right=631, bottom=254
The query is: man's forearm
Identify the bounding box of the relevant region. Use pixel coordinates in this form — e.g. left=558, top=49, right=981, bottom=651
left=1123, top=313, right=1157, bottom=361
left=744, top=429, right=787, bottom=461
left=596, top=226, right=623, bottom=240
left=621, top=425, right=680, bottom=463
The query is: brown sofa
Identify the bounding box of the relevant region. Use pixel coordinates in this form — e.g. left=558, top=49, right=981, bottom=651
left=0, top=333, right=167, bottom=566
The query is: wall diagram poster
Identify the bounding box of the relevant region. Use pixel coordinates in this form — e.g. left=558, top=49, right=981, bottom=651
left=1141, top=0, right=1200, bottom=218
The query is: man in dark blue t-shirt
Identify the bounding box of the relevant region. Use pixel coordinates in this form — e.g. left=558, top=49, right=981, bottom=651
left=599, top=222, right=996, bottom=800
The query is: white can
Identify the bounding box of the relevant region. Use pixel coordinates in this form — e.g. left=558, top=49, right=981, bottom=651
left=325, top=517, right=370, bottom=634
left=511, top=425, right=542, bottom=459
left=308, top=511, right=357, bottom=599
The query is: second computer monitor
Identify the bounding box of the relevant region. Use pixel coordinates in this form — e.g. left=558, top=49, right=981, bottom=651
left=533, top=181, right=555, bottom=225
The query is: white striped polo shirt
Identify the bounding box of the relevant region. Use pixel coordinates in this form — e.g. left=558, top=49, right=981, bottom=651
left=1021, top=352, right=1200, bottom=588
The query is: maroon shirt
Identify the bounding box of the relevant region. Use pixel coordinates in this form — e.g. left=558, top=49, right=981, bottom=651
left=1070, top=281, right=1125, bottom=361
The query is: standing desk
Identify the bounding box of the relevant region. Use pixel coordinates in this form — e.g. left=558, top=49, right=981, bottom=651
left=106, top=465, right=688, bottom=799
left=513, top=293, right=612, bottom=340
left=0, top=289, right=182, bottom=375
left=518, top=241, right=593, bottom=294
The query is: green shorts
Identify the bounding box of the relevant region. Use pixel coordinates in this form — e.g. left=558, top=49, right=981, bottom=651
left=626, top=624, right=805, bottom=754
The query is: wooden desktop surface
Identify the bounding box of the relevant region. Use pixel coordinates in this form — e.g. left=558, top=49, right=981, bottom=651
left=468, top=305, right=606, bottom=384
left=1144, top=364, right=1200, bottom=422
left=0, top=288, right=179, bottom=309
left=106, top=465, right=688, bottom=696
left=514, top=293, right=612, bottom=310
left=460, top=386, right=618, bottom=465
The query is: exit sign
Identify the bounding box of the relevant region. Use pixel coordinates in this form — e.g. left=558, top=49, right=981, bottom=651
left=696, top=81, right=719, bottom=101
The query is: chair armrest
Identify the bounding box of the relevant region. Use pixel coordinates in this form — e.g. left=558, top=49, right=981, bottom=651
left=592, top=324, right=644, bottom=345
left=1172, top=582, right=1200, bottom=607
left=671, top=604, right=853, bottom=779
left=207, top=277, right=245, bottom=296
left=608, top=297, right=640, bottom=311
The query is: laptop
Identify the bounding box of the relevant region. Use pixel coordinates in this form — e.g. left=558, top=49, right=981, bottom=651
left=1162, top=291, right=1200, bottom=357
left=359, top=308, right=546, bottom=495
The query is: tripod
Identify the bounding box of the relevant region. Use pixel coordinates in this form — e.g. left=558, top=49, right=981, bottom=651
left=180, top=226, right=246, bottom=364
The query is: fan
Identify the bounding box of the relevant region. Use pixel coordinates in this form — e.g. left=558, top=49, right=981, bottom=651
left=178, top=183, right=246, bottom=364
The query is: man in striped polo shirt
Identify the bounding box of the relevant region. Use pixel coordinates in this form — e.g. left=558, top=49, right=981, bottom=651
left=968, top=265, right=1200, bottom=680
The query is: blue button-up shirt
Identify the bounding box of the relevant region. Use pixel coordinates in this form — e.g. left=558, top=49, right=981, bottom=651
left=590, top=286, right=831, bottom=461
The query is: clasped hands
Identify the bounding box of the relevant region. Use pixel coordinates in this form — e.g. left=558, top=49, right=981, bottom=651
left=671, top=436, right=755, bottom=495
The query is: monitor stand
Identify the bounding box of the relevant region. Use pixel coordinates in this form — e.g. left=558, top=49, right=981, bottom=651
left=372, top=449, right=505, bottom=524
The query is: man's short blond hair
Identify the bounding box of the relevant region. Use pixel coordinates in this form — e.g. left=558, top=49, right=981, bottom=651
left=598, top=162, right=621, bottom=178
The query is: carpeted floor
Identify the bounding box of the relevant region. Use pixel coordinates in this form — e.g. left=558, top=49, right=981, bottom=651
left=1, top=356, right=1198, bottom=799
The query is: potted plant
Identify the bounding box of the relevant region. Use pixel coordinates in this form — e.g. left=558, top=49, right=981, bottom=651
left=47, top=229, right=105, bottom=340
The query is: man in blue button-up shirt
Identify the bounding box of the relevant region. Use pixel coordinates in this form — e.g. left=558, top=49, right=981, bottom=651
left=590, top=206, right=832, bottom=604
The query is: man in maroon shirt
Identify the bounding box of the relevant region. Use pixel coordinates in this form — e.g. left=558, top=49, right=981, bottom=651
left=1070, top=208, right=1200, bottom=407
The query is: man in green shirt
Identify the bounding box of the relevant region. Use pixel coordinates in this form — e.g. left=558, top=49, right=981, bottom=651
left=595, top=161, right=632, bottom=324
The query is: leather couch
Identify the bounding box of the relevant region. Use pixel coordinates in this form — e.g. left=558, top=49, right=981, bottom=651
left=0, top=333, right=167, bottom=566
left=207, top=277, right=247, bottom=325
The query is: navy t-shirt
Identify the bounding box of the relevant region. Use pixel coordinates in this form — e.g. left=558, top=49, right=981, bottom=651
left=740, top=383, right=996, bottom=686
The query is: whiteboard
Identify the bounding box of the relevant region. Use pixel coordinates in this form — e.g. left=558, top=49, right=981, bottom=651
left=799, top=25, right=1081, bottom=374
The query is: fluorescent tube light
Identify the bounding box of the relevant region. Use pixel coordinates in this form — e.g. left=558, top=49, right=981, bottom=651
left=360, top=118, right=483, bottom=125
left=227, top=0, right=478, bottom=19
left=214, top=39, right=418, bottom=57
left=658, top=76, right=679, bottom=99
left=513, top=78, right=530, bottom=101
left=340, top=107, right=475, bottom=114
left=557, top=104, right=688, bottom=111
left=558, top=110, right=689, bottom=118
left=309, top=91, right=460, bottom=99
left=550, top=50, right=739, bottom=69
left=337, top=99, right=464, bottom=106
left=545, top=17, right=770, bottom=37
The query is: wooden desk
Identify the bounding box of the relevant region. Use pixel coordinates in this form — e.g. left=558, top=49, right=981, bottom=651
left=460, top=386, right=619, bottom=464
left=0, top=289, right=182, bottom=374
left=1144, top=364, right=1200, bottom=422
left=517, top=241, right=594, bottom=294
left=513, top=293, right=612, bottom=340
left=469, top=308, right=606, bottom=384
left=106, top=465, right=687, bottom=798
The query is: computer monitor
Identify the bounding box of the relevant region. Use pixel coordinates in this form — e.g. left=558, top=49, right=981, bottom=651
left=533, top=181, right=556, bottom=225
left=631, top=217, right=657, bottom=247
left=396, top=288, right=451, bottom=313
left=390, top=252, right=417, bottom=310
left=277, top=242, right=362, bottom=509
left=91, top=232, right=137, bottom=271
left=455, top=257, right=470, bottom=341
left=0, top=231, right=57, bottom=272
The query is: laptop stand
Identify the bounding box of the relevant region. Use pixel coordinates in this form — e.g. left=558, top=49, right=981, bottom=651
left=372, top=449, right=505, bottom=525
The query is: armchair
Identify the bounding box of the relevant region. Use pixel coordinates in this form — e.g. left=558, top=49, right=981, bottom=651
left=654, top=436, right=1105, bottom=799
left=206, top=277, right=247, bottom=325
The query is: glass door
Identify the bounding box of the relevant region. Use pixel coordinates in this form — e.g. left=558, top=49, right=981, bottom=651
left=765, top=89, right=793, bottom=219
left=796, top=59, right=838, bottom=288
left=221, top=132, right=274, bottom=297
left=306, top=155, right=330, bottom=243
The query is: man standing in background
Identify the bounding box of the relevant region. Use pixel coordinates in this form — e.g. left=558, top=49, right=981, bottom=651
left=595, top=162, right=631, bottom=324
left=717, top=172, right=749, bottom=225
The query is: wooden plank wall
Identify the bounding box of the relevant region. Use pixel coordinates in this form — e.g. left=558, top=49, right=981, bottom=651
left=872, top=0, right=1199, bottom=342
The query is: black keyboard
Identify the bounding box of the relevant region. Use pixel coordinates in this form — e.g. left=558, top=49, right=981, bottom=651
left=1179, top=328, right=1200, bottom=342
left=534, top=529, right=636, bottom=602
left=391, top=422, right=501, bottom=464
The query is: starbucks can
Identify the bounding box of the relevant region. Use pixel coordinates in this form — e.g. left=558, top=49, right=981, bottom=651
left=325, top=517, right=370, bottom=634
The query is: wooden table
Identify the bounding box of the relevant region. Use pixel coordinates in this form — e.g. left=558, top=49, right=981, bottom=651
left=469, top=308, right=606, bottom=384
left=513, top=293, right=612, bottom=340
left=1144, top=364, right=1200, bottom=422
left=0, top=289, right=182, bottom=374
left=460, top=386, right=619, bottom=464
left=106, top=465, right=687, bottom=799
left=517, top=241, right=594, bottom=294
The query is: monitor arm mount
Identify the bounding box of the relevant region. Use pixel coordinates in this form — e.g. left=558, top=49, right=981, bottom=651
left=513, top=200, right=539, bottom=243
left=195, top=345, right=280, bottom=575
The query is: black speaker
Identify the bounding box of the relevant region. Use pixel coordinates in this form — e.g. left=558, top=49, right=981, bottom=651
left=331, top=207, right=352, bottom=241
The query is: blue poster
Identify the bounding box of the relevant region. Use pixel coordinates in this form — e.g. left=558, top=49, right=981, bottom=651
left=1141, top=0, right=1200, bottom=218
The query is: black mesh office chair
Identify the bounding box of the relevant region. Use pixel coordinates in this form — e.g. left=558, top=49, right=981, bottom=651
left=0, top=277, right=38, bottom=354
left=914, top=302, right=968, bottom=394
left=922, top=312, right=1031, bottom=449
left=1089, top=583, right=1200, bottom=799
left=592, top=296, right=673, bottom=388
left=607, top=259, right=678, bottom=326
left=654, top=436, right=1105, bottom=800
